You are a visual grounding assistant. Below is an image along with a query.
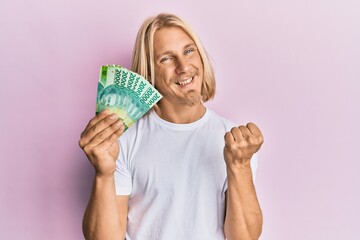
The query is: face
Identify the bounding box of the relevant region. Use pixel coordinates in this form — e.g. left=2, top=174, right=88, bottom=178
left=153, top=27, right=204, bottom=106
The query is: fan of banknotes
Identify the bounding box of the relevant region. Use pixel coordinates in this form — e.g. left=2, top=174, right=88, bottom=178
left=96, top=65, right=162, bottom=131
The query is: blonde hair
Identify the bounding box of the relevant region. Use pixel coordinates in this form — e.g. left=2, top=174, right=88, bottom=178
left=131, top=13, right=216, bottom=102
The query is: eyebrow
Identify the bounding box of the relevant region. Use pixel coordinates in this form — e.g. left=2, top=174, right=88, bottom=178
left=184, top=43, right=196, bottom=49
left=155, top=43, right=197, bottom=60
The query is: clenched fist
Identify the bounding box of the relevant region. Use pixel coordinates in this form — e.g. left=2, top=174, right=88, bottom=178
left=224, top=123, right=264, bottom=170
left=79, top=110, right=125, bottom=177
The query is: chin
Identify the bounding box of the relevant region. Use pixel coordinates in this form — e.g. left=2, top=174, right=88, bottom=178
left=179, top=91, right=202, bottom=106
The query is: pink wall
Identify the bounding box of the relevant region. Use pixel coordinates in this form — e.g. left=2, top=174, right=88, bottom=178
left=1, top=0, right=359, bottom=239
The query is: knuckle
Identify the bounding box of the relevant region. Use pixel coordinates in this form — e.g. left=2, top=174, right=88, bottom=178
left=107, top=134, right=116, bottom=142
left=97, top=132, right=104, bottom=140
left=88, top=118, right=95, bottom=126
left=114, top=129, right=122, bottom=138
left=237, top=140, right=244, bottom=145
left=92, top=147, right=101, bottom=155
left=247, top=122, right=255, bottom=127
left=239, top=141, right=248, bottom=148
left=106, top=115, right=116, bottom=122
left=88, top=114, right=102, bottom=126
left=226, top=140, right=236, bottom=147
left=230, top=127, right=239, bottom=134
left=111, top=122, right=119, bottom=130
left=83, top=145, right=91, bottom=153
left=231, top=127, right=238, bottom=131
left=250, top=135, right=264, bottom=146
left=248, top=136, right=257, bottom=145
left=229, top=144, right=238, bottom=151
left=78, top=138, right=86, bottom=148
left=117, top=128, right=125, bottom=137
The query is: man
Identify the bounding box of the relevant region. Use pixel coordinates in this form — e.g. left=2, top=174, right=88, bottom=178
left=79, top=13, right=264, bottom=240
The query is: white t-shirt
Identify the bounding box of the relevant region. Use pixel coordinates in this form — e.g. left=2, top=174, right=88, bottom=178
left=115, top=108, right=258, bottom=240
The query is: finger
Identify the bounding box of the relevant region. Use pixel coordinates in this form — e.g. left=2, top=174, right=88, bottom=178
left=85, top=119, right=124, bottom=150
left=224, top=132, right=235, bottom=147
left=96, top=128, right=124, bottom=152
left=80, top=113, right=119, bottom=148
left=81, top=110, right=110, bottom=137
left=239, top=125, right=252, bottom=139
left=230, top=127, right=244, bottom=142
left=246, top=122, right=263, bottom=139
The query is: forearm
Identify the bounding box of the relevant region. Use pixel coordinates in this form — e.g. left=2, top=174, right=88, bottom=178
left=224, top=165, right=263, bottom=240
left=83, top=174, right=125, bottom=240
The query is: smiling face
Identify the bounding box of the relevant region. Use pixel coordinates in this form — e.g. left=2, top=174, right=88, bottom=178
left=153, top=26, right=204, bottom=106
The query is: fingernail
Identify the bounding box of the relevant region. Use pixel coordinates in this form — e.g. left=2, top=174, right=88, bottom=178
left=115, top=121, right=123, bottom=127
left=110, top=113, right=118, bottom=119
left=101, top=109, right=108, bottom=115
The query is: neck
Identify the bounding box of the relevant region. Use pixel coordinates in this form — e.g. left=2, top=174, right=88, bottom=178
left=154, top=101, right=206, bottom=124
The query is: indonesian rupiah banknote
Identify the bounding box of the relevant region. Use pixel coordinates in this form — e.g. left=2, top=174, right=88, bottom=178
left=96, top=65, right=162, bottom=131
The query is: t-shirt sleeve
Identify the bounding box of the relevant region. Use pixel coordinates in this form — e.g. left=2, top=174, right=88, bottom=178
left=250, top=153, right=259, bottom=181
left=114, top=139, right=132, bottom=195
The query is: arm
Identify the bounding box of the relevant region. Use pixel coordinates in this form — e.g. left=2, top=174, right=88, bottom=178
left=223, top=123, right=264, bottom=240
left=82, top=176, right=128, bottom=240
left=79, top=110, right=127, bottom=240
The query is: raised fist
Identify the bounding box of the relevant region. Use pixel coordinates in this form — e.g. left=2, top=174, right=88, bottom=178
left=224, top=123, right=264, bottom=169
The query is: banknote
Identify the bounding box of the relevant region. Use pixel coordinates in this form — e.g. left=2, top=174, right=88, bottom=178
left=96, top=65, right=162, bottom=131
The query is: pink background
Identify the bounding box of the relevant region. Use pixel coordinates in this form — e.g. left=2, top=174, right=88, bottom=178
left=1, top=0, right=359, bottom=239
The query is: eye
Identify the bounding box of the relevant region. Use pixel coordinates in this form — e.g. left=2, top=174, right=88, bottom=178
left=160, top=56, right=173, bottom=63
left=184, top=48, right=194, bottom=55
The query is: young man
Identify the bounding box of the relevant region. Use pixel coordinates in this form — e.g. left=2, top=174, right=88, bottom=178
left=79, top=13, right=264, bottom=240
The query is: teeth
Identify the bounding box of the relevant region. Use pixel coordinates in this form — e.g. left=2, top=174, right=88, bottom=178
left=178, top=78, right=193, bottom=86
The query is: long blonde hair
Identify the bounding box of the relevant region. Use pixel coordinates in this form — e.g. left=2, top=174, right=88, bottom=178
left=131, top=13, right=216, bottom=102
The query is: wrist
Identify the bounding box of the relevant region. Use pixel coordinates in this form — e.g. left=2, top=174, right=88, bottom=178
left=226, top=163, right=253, bottom=180
left=226, top=158, right=251, bottom=172
left=95, top=171, right=115, bottom=181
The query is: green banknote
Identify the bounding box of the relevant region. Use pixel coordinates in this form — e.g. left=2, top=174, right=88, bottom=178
left=96, top=65, right=162, bottom=131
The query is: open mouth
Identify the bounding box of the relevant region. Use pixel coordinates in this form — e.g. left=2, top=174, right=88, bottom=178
left=176, top=77, right=194, bottom=86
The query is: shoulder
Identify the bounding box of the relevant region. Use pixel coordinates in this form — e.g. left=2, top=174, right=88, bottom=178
left=118, top=111, right=152, bottom=145
left=206, top=109, right=236, bottom=132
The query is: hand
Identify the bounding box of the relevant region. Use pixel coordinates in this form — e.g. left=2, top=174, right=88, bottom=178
left=224, top=123, right=264, bottom=170
left=79, top=110, right=125, bottom=177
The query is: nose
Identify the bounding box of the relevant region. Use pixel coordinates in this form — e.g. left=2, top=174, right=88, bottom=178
left=175, top=57, right=190, bottom=74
